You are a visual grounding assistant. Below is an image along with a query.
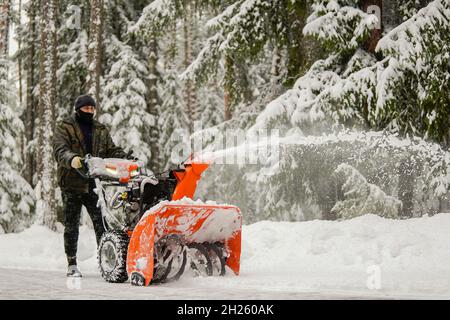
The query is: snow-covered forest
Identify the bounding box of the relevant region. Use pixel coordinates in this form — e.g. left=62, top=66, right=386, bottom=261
left=0, top=0, right=449, bottom=234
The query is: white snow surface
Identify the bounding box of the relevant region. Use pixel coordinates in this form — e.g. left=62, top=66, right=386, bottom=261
left=1, top=213, right=450, bottom=299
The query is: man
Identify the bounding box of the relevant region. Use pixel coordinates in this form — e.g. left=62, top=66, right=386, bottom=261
left=52, top=94, right=128, bottom=277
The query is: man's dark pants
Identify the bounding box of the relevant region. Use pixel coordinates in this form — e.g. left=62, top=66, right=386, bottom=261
left=62, top=188, right=105, bottom=265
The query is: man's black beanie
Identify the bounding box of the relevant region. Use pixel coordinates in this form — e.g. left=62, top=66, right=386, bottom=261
left=75, top=95, right=96, bottom=111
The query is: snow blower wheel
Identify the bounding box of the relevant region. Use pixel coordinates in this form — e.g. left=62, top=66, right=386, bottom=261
left=151, top=235, right=187, bottom=284
left=98, top=230, right=129, bottom=283
left=188, top=243, right=213, bottom=277
left=204, top=242, right=226, bottom=276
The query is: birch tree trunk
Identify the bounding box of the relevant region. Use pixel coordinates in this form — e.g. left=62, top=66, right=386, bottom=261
left=87, top=0, right=103, bottom=111
left=37, top=0, right=57, bottom=230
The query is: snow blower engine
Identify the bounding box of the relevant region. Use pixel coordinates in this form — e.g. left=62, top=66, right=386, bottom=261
left=77, top=155, right=242, bottom=286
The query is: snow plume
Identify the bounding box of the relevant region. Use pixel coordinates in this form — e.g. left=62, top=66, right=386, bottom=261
left=192, top=0, right=450, bottom=223
left=197, top=131, right=450, bottom=223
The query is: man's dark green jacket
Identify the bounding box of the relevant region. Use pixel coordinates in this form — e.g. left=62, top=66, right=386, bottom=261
left=52, top=114, right=126, bottom=193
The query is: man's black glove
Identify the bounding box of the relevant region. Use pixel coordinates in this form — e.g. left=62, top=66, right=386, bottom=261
left=126, top=149, right=138, bottom=161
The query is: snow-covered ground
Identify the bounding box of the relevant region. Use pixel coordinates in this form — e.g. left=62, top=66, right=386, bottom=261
left=1, top=213, right=450, bottom=299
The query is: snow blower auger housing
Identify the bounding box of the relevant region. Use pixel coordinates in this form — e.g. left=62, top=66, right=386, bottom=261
left=79, top=155, right=242, bottom=286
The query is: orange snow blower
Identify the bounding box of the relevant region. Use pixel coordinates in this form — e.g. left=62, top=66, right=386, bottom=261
left=79, top=155, right=242, bottom=286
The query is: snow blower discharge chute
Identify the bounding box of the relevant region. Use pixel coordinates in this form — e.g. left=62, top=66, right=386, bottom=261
left=77, top=156, right=242, bottom=286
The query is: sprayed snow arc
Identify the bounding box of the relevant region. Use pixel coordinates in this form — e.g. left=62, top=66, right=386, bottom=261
left=1, top=211, right=450, bottom=299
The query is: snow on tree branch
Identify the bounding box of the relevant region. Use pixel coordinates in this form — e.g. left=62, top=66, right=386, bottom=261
left=303, top=0, right=378, bottom=54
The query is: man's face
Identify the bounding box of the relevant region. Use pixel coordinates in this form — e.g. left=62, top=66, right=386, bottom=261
left=80, top=105, right=96, bottom=114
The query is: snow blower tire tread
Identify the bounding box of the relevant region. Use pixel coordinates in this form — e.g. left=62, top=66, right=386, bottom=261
left=98, top=230, right=129, bottom=283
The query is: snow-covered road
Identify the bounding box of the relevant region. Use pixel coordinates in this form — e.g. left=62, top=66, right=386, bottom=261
left=2, top=213, right=450, bottom=299
left=0, top=267, right=414, bottom=300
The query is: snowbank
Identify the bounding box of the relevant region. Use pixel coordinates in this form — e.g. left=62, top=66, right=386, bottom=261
left=0, top=224, right=98, bottom=272
left=241, top=213, right=450, bottom=297
left=1, top=213, right=450, bottom=297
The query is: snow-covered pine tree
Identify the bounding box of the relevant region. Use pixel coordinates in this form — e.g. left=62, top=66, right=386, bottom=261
left=374, top=0, right=450, bottom=145
left=56, top=0, right=140, bottom=116
left=396, top=0, right=435, bottom=23
left=129, top=0, right=179, bottom=37
left=158, top=67, right=190, bottom=168
left=99, top=37, right=154, bottom=164
left=0, top=58, right=35, bottom=233
left=182, top=2, right=197, bottom=133
left=254, top=0, right=449, bottom=147
left=197, top=81, right=223, bottom=128
left=286, top=0, right=377, bottom=130
left=157, top=23, right=190, bottom=169
left=131, top=1, right=295, bottom=124
left=194, top=10, right=224, bottom=129
left=331, top=163, right=401, bottom=219
left=16, top=0, right=40, bottom=186
left=57, top=30, right=89, bottom=116
left=251, top=0, right=378, bottom=134
left=102, top=0, right=165, bottom=169
left=240, top=0, right=450, bottom=222
left=132, top=0, right=198, bottom=132
left=181, top=0, right=309, bottom=84
left=56, top=0, right=90, bottom=117
left=308, top=0, right=450, bottom=145
left=131, top=2, right=227, bottom=167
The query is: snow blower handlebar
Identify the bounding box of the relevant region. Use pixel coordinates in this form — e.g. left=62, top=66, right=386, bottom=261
left=75, top=153, right=210, bottom=192
left=75, top=154, right=146, bottom=184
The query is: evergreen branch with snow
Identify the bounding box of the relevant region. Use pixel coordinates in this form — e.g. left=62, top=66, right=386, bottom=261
left=303, top=0, right=378, bottom=55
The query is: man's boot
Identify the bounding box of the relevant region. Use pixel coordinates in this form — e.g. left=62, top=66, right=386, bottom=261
left=67, top=265, right=82, bottom=278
